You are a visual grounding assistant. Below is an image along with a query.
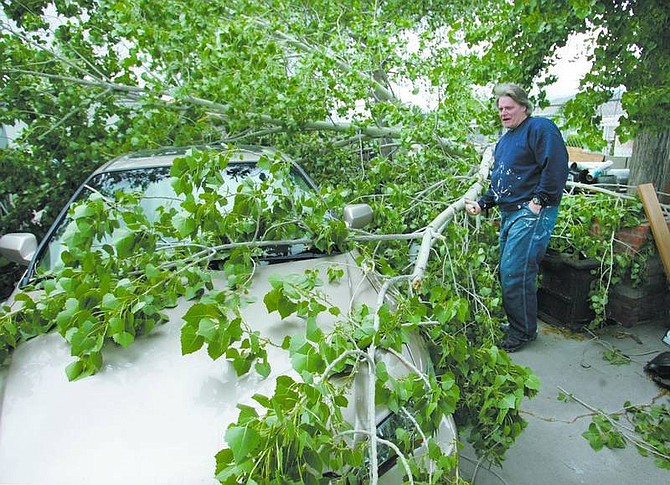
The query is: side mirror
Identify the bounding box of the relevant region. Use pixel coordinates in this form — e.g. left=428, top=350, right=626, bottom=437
left=0, top=233, right=37, bottom=266
left=343, top=204, right=373, bottom=229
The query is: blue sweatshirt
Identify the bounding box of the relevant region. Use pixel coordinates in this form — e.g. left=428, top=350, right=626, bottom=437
left=478, top=116, right=569, bottom=212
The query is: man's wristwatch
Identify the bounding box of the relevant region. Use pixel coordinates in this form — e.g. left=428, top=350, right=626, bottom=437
left=531, top=196, right=542, bottom=206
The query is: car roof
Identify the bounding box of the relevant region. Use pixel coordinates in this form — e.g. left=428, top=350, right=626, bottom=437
left=94, top=145, right=284, bottom=173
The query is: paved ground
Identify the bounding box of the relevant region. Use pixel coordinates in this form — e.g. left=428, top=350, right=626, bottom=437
left=458, top=318, right=670, bottom=485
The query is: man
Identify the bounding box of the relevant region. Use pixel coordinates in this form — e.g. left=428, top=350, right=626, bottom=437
left=465, top=83, right=569, bottom=352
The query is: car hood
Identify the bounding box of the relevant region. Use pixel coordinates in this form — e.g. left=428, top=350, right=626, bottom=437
left=0, top=252, right=433, bottom=485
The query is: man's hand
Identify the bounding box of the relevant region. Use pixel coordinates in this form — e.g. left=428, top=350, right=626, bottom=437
left=464, top=199, right=481, bottom=215
left=528, top=199, right=542, bottom=215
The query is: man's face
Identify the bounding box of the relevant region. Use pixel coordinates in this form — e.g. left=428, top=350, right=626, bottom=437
left=497, top=96, right=527, bottom=129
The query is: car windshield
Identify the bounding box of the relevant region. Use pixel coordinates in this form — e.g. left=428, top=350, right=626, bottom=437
left=36, top=162, right=325, bottom=274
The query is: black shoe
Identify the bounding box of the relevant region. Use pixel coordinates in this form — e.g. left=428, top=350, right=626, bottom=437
left=500, top=332, right=537, bottom=353
left=500, top=323, right=536, bottom=337
left=500, top=336, right=526, bottom=352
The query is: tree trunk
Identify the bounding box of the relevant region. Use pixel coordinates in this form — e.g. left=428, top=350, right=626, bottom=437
left=628, top=128, right=670, bottom=204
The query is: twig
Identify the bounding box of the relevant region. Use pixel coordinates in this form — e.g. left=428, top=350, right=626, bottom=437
left=521, top=389, right=668, bottom=424
left=337, top=430, right=414, bottom=485
left=581, top=327, right=631, bottom=365
left=38, top=88, right=113, bottom=141
left=458, top=453, right=510, bottom=485
left=318, top=349, right=368, bottom=383
left=385, top=347, right=430, bottom=387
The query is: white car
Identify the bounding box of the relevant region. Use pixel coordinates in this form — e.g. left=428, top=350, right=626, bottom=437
left=0, top=146, right=457, bottom=484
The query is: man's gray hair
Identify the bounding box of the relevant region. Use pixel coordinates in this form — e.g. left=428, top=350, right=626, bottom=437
left=494, top=83, right=534, bottom=115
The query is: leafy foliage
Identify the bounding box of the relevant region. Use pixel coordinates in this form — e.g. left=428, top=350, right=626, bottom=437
left=0, top=145, right=530, bottom=482
left=549, top=191, right=649, bottom=328
left=582, top=414, right=627, bottom=451
left=625, top=402, right=670, bottom=470
left=466, top=0, right=670, bottom=141
left=580, top=401, right=670, bottom=470
left=560, top=389, right=670, bottom=471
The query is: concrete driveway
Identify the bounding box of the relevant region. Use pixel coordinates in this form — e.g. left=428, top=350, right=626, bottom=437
left=458, top=318, right=670, bottom=485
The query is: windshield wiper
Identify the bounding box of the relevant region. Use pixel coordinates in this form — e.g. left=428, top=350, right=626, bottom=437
left=262, top=246, right=332, bottom=264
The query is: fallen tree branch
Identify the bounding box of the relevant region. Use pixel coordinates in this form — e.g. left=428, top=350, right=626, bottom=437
left=566, top=181, right=636, bottom=199
left=6, top=66, right=466, bottom=152
left=521, top=389, right=668, bottom=424
left=556, top=386, right=670, bottom=461
left=410, top=144, right=494, bottom=290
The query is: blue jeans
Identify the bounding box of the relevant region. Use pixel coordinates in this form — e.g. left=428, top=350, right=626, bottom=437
left=499, top=204, right=559, bottom=340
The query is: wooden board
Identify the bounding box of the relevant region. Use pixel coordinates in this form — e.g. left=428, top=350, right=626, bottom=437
left=638, top=183, right=670, bottom=281
left=567, top=146, right=605, bottom=164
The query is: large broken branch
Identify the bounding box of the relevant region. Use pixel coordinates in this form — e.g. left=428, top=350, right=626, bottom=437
left=5, top=68, right=462, bottom=151
left=409, top=145, right=494, bottom=289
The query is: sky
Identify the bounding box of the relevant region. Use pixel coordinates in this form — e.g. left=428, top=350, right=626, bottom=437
left=394, top=32, right=594, bottom=110
left=543, top=33, right=593, bottom=101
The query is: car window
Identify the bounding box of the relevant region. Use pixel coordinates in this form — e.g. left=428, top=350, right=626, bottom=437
left=36, top=162, right=323, bottom=274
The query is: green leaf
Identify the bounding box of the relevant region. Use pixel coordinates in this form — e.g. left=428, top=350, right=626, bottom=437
left=291, top=348, right=324, bottom=374
left=115, top=231, right=137, bottom=258
left=55, top=297, right=80, bottom=331
left=206, top=326, right=231, bottom=361
left=65, top=360, right=84, bottom=381
left=237, top=403, right=260, bottom=422
left=101, top=293, right=120, bottom=310
left=498, top=393, right=517, bottom=410
left=305, top=316, right=323, bottom=342
left=224, top=426, right=261, bottom=462
left=180, top=324, right=204, bottom=355
left=230, top=353, right=253, bottom=376
left=108, top=316, right=125, bottom=334
left=172, top=212, right=196, bottom=237
left=255, top=360, right=271, bottom=378
left=525, top=373, right=541, bottom=391
left=256, top=156, right=271, bottom=171
left=582, top=423, right=605, bottom=451
left=196, top=317, right=217, bottom=340
left=112, top=331, right=134, bottom=348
